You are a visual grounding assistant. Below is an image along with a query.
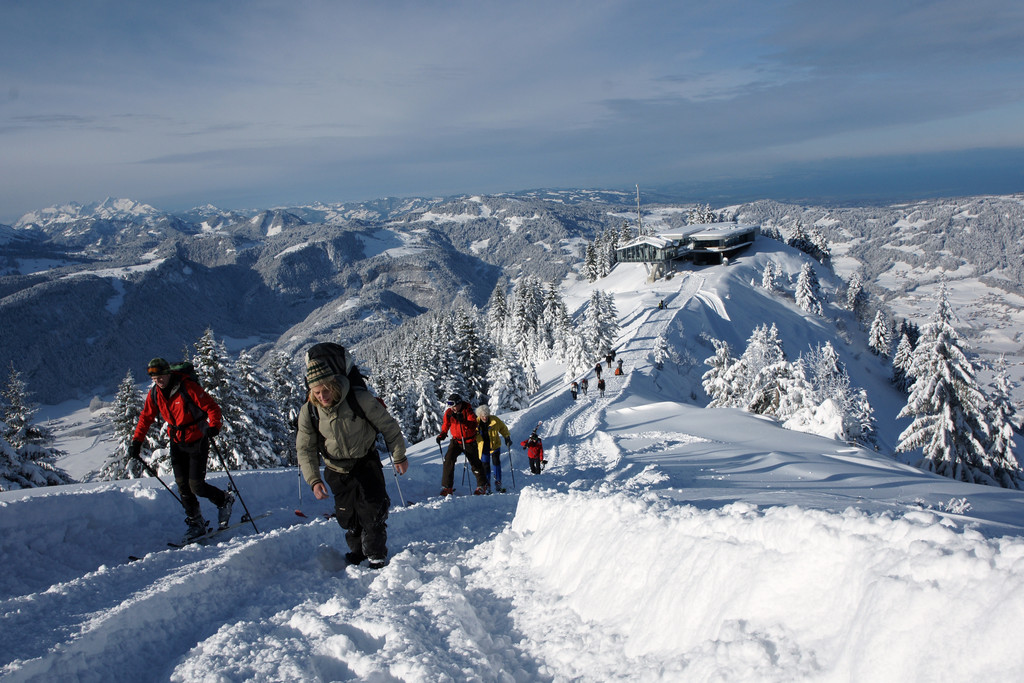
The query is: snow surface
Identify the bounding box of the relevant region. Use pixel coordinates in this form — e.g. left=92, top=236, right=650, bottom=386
left=4, top=262, right=1024, bottom=681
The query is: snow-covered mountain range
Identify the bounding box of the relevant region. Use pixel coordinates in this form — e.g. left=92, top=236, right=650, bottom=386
left=3, top=259, right=1022, bottom=681
left=2, top=190, right=1023, bottom=411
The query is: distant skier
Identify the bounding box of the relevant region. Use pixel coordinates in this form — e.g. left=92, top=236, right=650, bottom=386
left=129, top=357, right=232, bottom=541
left=580, top=377, right=589, bottom=395
left=475, top=405, right=512, bottom=492
left=605, top=352, right=614, bottom=369
left=598, top=377, right=606, bottom=397
left=437, top=394, right=489, bottom=495
left=658, top=300, right=665, bottom=309
left=570, top=381, right=579, bottom=400
left=594, top=362, right=602, bottom=380
left=521, top=430, right=545, bottom=474
left=615, top=358, right=624, bottom=376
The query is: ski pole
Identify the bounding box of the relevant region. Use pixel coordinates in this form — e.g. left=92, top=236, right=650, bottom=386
left=209, top=439, right=260, bottom=533
left=384, top=446, right=408, bottom=507
left=131, top=453, right=184, bottom=507
left=507, top=442, right=516, bottom=490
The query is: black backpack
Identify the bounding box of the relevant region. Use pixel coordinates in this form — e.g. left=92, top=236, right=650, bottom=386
left=302, top=343, right=380, bottom=440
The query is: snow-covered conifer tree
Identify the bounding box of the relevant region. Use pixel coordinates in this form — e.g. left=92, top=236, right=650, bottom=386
left=846, top=271, right=867, bottom=313
left=892, top=333, right=915, bottom=392
left=981, top=359, right=1023, bottom=489
left=584, top=243, right=599, bottom=282
left=761, top=260, right=779, bottom=293
left=897, top=286, right=995, bottom=485
left=653, top=333, right=676, bottom=370
left=702, top=339, right=734, bottom=405
left=487, top=345, right=531, bottom=412
left=795, top=262, right=824, bottom=316
left=868, top=310, right=892, bottom=357
left=96, top=371, right=149, bottom=481
left=235, top=350, right=291, bottom=467
left=0, top=362, right=73, bottom=489
left=413, top=374, right=443, bottom=443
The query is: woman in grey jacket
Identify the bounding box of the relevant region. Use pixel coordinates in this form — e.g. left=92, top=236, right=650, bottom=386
left=296, top=359, right=408, bottom=569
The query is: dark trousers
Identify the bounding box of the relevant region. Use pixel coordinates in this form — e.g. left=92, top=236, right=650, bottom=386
left=171, top=438, right=226, bottom=519
left=529, top=457, right=543, bottom=474
left=324, top=457, right=391, bottom=559
left=442, top=438, right=487, bottom=489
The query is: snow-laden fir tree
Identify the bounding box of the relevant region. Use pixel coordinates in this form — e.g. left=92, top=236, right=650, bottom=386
left=702, top=339, right=735, bottom=404
left=653, top=332, right=675, bottom=370
left=486, top=344, right=531, bottom=412
left=191, top=329, right=283, bottom=470
left=795, top=262, right=824, bottom=316
left=896, top=286, right=997, bottom=486
left=582, top=290, right=619, bottom=359
left=96, top=370, right=151, bottom=481
left=687, top=203, right=717, bottom=224
left=710, top=324, right=793, bottom=416
left=868, top=310, right=892, bottom=357
left=891, top=333, right=915, bottom=392
left=412, top=373, right=443, bottom=444
left=235, top=349, right=292, bottom=468
left=266, top=351, right=305, bottom=430
left=761, top=260, right=779, bottom=293
left=0, top=362, right=73, bottom=489
left=561, top=327, right=592, bottom=385
left=584, top=242, right=599, bottom=282
left=846, top=271, right=868, bottom=315
left=981, top=358, right=1023, bottom=489
left=485, top=281, right=510, bottom=344
left=452, top=308, right=491, bottom=405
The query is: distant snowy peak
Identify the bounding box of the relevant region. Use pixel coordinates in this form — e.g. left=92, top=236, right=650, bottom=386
left=247, top=210, right=306, bottom=236
left=15, top=197, right=159, bottom=228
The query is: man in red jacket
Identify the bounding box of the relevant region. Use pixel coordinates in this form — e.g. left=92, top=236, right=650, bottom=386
left=436, top=393, right=489, bottom=496
left=130, top=357, right=233, bottom=539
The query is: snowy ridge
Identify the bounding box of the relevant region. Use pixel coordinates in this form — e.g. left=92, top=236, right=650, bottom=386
left=3, top=262, right=1024, bottom=680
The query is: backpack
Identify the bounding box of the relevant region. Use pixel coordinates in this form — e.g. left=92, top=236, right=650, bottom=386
left=149, top=360, right=209, bottom=437
left=301, top=343, right=382, bottom=448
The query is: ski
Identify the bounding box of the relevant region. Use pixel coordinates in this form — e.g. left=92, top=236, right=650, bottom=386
left=167, top=511, right=272, bottom=548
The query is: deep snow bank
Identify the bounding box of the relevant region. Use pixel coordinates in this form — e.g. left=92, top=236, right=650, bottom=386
left=485, top=487, right=1024, bottom=681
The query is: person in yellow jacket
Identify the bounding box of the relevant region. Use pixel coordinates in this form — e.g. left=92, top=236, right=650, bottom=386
left=475, top=404, right=512, bottom=492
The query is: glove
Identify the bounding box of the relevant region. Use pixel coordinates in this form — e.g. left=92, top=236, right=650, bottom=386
left=128, top=440, right=142, bottom=460
left=205, top=425, right=220, bottom=438
left=504, top=437, right=512, bottom=447
left=436, top=435, right=443, bottom=444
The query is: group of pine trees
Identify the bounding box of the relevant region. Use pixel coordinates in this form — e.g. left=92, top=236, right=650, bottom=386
left=362, top=275, right=620, bottom=444
left=703, top=329, right=876, bottom=446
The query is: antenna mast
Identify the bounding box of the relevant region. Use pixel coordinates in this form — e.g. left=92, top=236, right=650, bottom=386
left=635, top=184, right=642, bottom=234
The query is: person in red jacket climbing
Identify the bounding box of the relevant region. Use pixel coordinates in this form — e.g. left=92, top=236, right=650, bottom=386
left=436, top=393, right=489, bottom=495
left=521, top=430, right=545, bottom=474
left=129, top=357, right=232, bottom=540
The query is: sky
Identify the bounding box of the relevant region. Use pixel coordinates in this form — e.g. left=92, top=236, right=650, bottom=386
left=4, top=258, right=1024, bottom=680
left=2, top=0, right=1024, bottom=222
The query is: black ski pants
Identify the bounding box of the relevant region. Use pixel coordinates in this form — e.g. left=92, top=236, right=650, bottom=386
left=441, top=438, right=487, bottom=490
left=324, top=456, right=391, bottom=560
left=171, top=437, right=227, bottom=519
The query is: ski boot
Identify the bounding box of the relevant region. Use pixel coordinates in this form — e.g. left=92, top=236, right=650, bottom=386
left=185, top=515, right=209, bottom=541
left=217, top=490, right=235, bottom=530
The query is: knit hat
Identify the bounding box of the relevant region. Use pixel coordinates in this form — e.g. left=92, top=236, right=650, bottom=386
left=306, top=359, right=334, bottom=387
left=447, top=393, right=462, bottom=404
left=147, top=357, right=171, bottom=376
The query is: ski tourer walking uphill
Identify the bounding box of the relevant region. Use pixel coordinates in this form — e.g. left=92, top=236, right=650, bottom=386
left=437, top=394, right=489, bottom=495
left=594, top=362, right=602, bottom=379
left=522, top=430, right=545, bottom=474
left=570, top=381, right=579, bottom=400
left=475, top=405, right=512, bottom=492
left=130, top=357, right=233, bottom=540
left=296, top=349, right=408, bottom=569
left=598, top=377, right=606, bottom=397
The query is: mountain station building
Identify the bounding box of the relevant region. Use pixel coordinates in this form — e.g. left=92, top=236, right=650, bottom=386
left=615, top=221, right=758, bottom=278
